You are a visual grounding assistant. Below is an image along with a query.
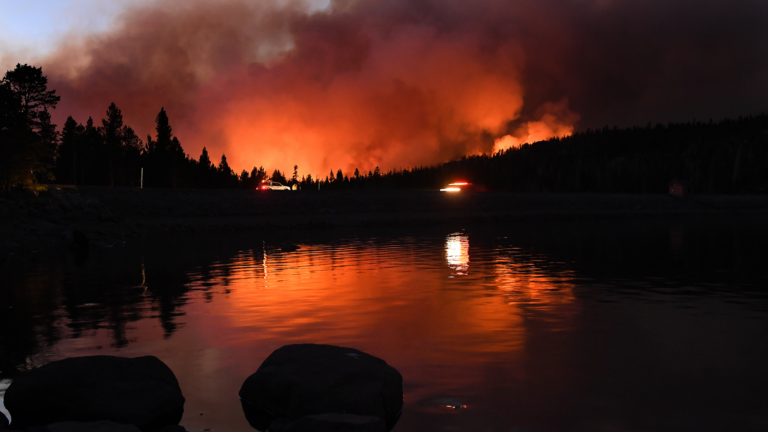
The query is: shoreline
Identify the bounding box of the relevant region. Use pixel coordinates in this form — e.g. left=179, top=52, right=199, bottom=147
left=2, top=186, right=768, bottom=257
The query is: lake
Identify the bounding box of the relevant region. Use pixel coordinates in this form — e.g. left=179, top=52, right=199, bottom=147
left=1, top=215, right=767, bottom=431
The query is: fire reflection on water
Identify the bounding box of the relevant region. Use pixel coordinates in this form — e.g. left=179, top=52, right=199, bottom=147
left=445, top=233, right=469, bottom=275
left=9, top=234, right=578, bottom=431
left=4, top=221, right=766, bottom=432
left=262, top=241, right=268, bottom=283
left=493, top=248, right=576, bottom=315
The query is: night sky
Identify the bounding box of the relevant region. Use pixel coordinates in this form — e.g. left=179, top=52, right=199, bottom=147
left=2, top=0, right=767, bottom=175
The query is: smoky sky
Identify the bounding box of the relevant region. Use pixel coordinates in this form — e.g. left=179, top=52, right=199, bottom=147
left=37, top=0, right=768, bottom=175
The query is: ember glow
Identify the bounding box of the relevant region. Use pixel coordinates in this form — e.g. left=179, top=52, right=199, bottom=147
left=11, top=0, right=767, bottom=174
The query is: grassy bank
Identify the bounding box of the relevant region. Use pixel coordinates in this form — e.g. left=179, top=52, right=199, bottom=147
left=2, top=186, right=768, bottom=256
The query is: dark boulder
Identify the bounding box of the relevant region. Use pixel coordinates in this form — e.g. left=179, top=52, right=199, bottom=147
left=0, top=413, right=8, bottom=430
left=46, top=421, right=141, bottom=432
left=4, top=356, right=184, bottom=431
left=239, top=344, right=402, bottom=431
left=279, top=243, right=300, bottom=252
left=268, top=413, right=386, bottom=432
left=158, top=426, right=186, bottom=432
left=70, top=230, right=89, bottom=255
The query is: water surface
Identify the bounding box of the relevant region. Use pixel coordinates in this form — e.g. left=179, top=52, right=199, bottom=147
left=1, top=216, right=767, bottom=431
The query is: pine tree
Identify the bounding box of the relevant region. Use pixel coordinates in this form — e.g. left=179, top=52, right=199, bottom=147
left=170, top=137, right=185, bottom=188
left=55, top=116, right=79, bottom=185
left=144, top=107, right=185, bottom=187
left=155, top=107, right=172, bottom=151
left=199, top=147, right=212, bottom=169
left=1, top=64, right=60, bottom=132
left=81, top=117, right=103, bottom=185
left=102, top=103, right=124, bottom=186
left=0, top=64, right=59, bottom=191
left=218, top=154, right=235, bottom=187
left=0, top=83, right=35, bottom=193
left=271, top=169, right=287, bottom=184
left=122, top=126, right=142, bottom=187
left=197, top=147, right=214, bottom=188
left=219, top=154, right=232, bottom=174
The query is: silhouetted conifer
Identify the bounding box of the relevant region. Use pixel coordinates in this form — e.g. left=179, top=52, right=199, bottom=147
left=155, top=108, right=172, bottom=151
left=143, top=107, right=184, bottom=187
left=217, top=154, right=239, bottom=187
left=2, top=64, right=60, bottom=132
left=199, top=147, right=212, bottom=169
left=0, top=64, right=59, bottom=191
left=196, top=147, right=215, bottom=188
left=271, top=169, right=288, bottom=185
left=54, top=116, right=79, bottom=185
left=170, top=137, right=185, bottom=188
left=102, top=103, right=124, bottom=186
left=122, top=126, right=142, bottom=187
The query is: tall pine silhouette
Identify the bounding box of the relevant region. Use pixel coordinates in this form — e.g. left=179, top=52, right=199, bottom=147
left=0, top=64, right=59, bottom=192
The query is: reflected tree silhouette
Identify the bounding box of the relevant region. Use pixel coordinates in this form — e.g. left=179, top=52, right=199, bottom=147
left=0, top=240, right=248, bottom=371
left=0, top=265, right=62, bottom=377
left=141, top=265, right=193, bottom=338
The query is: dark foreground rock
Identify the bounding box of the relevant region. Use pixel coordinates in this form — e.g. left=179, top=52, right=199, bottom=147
left=268, top=413, right=386, bottom=432
left=1, top=413, right=8, bottom=430
left=70, top=230, right=90, bottom=254
left=239, top=344, right=402, bottom=431
left=46, top=421, right=141, bottom=432
left=4, top=356, right=184, bottom=431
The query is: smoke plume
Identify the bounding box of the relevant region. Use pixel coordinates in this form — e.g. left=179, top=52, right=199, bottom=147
left=38, top=0, right=768, bottom=175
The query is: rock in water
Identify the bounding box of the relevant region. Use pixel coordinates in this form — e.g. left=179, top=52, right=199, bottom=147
left=158, top=426, right=186, bottom=432
left=46, top=421, right=141, bottom=432
left=4, top=356, right=184, bottom=431
left=268, top=413, right=386, bottom=432
left=279, top=243, right=300, bottom=252
left=0, top=413, right=8, bottom=430
left=70, top=230, right=90, bottom=255
left=239, top=344, right=402, bottom=431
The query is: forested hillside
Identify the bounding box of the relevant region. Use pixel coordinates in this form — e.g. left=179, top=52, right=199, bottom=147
left=429, top=116, right=768, bottom=194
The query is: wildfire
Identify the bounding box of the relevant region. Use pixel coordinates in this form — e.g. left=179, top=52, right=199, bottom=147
left=493, top=99, right=580, bottom=153
left=44, top=0, right=581, bottom=176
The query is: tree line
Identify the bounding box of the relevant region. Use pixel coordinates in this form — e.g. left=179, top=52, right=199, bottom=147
left=2, top=63, right=767, bottom=194
left=1, top=64, right=273, bottom=192
left=287, top=115, right=768, bottom=194
left=54, top=104, right=271, bottom=190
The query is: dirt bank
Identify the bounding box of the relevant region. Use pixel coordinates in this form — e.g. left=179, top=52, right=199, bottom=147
left=2, top=186, right=768, bottom=256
